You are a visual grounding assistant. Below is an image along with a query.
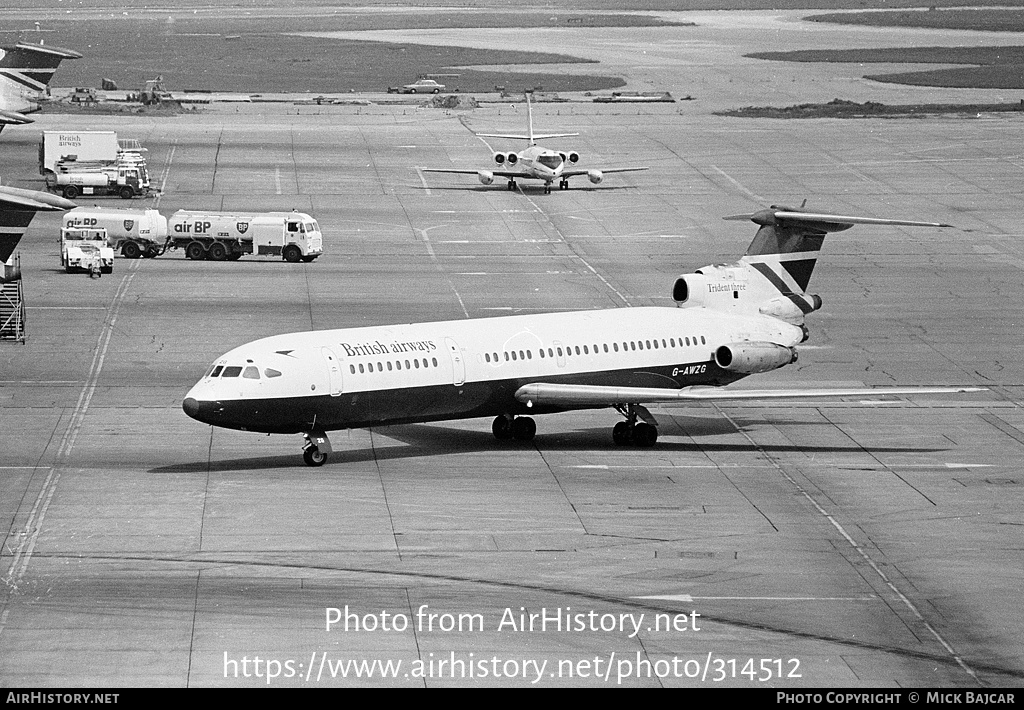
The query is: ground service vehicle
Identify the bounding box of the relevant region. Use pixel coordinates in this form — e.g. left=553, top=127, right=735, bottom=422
left=63, top=207, right=167, bottom=258
left=168, top=211, right=323, bottom=262
left=61, top=226, right=113, bottom=276
left=39, top=131, right=151, bottom=199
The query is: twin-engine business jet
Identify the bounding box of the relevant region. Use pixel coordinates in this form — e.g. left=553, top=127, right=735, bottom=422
left=0, top=41, right=81, bottom=133
left=421, top=94, right=647, bottom=193
left=183, top=206, right=982, bottom=466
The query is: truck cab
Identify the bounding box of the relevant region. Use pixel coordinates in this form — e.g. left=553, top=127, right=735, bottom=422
left=61, top=226, right=114, bottom=275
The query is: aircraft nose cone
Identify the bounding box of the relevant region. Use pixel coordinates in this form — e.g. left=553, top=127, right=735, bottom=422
left=182, top=397, right=201, bottom=420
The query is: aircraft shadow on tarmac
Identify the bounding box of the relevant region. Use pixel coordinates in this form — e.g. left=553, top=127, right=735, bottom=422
left=150, top=419, right=951, bottom=473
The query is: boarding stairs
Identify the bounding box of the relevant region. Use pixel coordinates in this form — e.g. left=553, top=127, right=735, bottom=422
left=0, top=254, right=26, bottom=343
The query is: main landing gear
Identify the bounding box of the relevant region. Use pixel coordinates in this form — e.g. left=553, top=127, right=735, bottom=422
left=506, top=179, right=517, bottom=191
left=611, top=404, right=659, bottom=447
left=492, top=414, right=536, bottom=441
left=301, top=428, right=332, bottom=466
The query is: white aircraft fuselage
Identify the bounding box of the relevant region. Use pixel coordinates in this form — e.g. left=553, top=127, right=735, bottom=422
left=183, top=306, right=799, bottom=436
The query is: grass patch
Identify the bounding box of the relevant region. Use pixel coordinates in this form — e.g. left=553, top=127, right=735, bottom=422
left=748, top=46, right=1024, bottom=90
left=717, top=98, right=1024, bottom=119
left=806, top=8, right=1024, bottom=33
left=3, top=19, right=627, bottom=93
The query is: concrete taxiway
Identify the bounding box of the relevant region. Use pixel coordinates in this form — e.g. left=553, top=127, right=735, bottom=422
left=2, top=10, right=1024, bottom=688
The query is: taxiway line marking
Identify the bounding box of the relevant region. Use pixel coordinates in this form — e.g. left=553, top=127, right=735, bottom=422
left=0, top=264, right=139, bottom=643
left=634, top=595, right=878, bottom=603
left=713, top=405, right=980, bottom=683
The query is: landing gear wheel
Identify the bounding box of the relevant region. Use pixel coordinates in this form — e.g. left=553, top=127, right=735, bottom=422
left=303, top=446, right=327, bottom=467
left=560, top=180, right=569, bottom=190
left=511, top=416, right=536, bottom=441
left=492, top=415, right=513, bottom=440
left=185, top=241, right=206, bottom=260
left=544, top=183, right=551, bottom=194
left=507, top=180, right=516, bottom=191
left=633, top=422, right=658, bottom=447
left=208, top=242, right=229, bottom=261
left=122, top=241, right=142, bottom=259
left=612, top=421, right=631, bottom=446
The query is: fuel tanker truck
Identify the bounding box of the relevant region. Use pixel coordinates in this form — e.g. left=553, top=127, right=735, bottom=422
left=63, top=207, right=167, bottom=258
left=60, top=208, right=323, bottom=262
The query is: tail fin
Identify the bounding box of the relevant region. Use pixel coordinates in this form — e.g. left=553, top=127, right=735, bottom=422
left=733, top=206, right=950, bottom=294
left=672, top=205, right=950, bottom=322
left=1, top=185, right=75, bottom=280
left=0, top=41, right=82, bottom=122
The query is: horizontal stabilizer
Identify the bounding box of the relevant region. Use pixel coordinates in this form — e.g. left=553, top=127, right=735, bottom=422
left=724, top=207, right=951, bottom=230
left=515, top=382, right=984, bottom=408
left=477, top=132, right=579, bottom=141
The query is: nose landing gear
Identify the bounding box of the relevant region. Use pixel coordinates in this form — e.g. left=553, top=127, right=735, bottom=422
left=302, top=428, right=332, bottom=466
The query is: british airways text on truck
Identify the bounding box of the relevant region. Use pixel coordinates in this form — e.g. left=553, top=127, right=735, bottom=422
left=168, top=211, right=322, bottom=261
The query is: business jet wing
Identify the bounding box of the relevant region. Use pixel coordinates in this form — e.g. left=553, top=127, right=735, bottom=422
left=421, top=168, right=527, bottom=178
left=515, top=383, right=983, bottom=408
left=560, top=166, right=649, bottom=178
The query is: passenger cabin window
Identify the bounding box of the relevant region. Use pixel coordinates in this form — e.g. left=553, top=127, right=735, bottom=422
left=221, top=366, right=243, bottom=378
left=242, top=366, right=260, bottom=379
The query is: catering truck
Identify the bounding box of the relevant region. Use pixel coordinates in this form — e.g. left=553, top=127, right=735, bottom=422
left=167, top=210, right=323, bottom=262
left=63, top=207, right=167, bottom=258
left=39, top=131, right=151, bottom=199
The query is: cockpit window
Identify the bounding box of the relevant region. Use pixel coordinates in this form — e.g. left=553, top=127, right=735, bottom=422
left=242, top=366, right=260, bottom=379
left=209, top=365, right=224, bottom=378
left=265, top=368, right=282, bottom=378
left=538, top=154, right=562, bottom=169
left=222, top=366, right=243, bottom=378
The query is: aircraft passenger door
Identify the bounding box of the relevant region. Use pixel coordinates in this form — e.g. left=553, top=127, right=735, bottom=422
left=553, top=340, right=566, bottom=368
left=445, top=337, right=465, bottom=386
left=321, top=347, right=343, bottom=396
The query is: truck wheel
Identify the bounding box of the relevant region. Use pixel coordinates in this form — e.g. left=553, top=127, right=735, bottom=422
left=122, top=241, right=142, bottom=259
left=208, top=242, right=229, bottom=261
left=185, top=242, right=206, bottom=260
left=119, top=186, right=134, bottom=200
left=282, top=245, right=302, bottom=263
left=62, top=185, right=79, bottom=199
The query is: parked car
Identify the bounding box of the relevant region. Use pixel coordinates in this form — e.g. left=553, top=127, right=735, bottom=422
left=402, top=79, right=445, bottom=94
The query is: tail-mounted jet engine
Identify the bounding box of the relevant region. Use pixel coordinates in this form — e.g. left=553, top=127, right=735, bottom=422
left=715, top=342, right=797, bottom=374
left=558, top=151, right=580, bottom=164
left=494, top=152, right=518, bottom=165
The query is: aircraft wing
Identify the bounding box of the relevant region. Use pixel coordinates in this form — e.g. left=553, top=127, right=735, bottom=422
left=476, top=132, right=579, bottom=140
left=0, top=108, right=32, bottom=129
left=421, top=168, right=529, bottom=179
left=515, top=382, right=984, bottom=408
left=560, top=167, right=649, bottom=177
left=0, top=184, right=76, bottom=211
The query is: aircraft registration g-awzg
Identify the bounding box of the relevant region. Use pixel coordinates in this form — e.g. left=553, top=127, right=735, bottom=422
left=183, top=206, right=983, bottom=466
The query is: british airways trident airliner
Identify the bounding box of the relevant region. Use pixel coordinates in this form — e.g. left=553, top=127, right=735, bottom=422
left=183, top=206, right=981, bottom=466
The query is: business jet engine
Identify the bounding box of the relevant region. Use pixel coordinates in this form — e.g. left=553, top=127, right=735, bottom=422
left=714, top=342, right=797, bottom=374
left=494, top=152, right=518, bottom=165
left=558, top=151, right=580, bottom=164
left=477, top=170, right=494, bottom=185
left=587, top=170, right=603, bottom=184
